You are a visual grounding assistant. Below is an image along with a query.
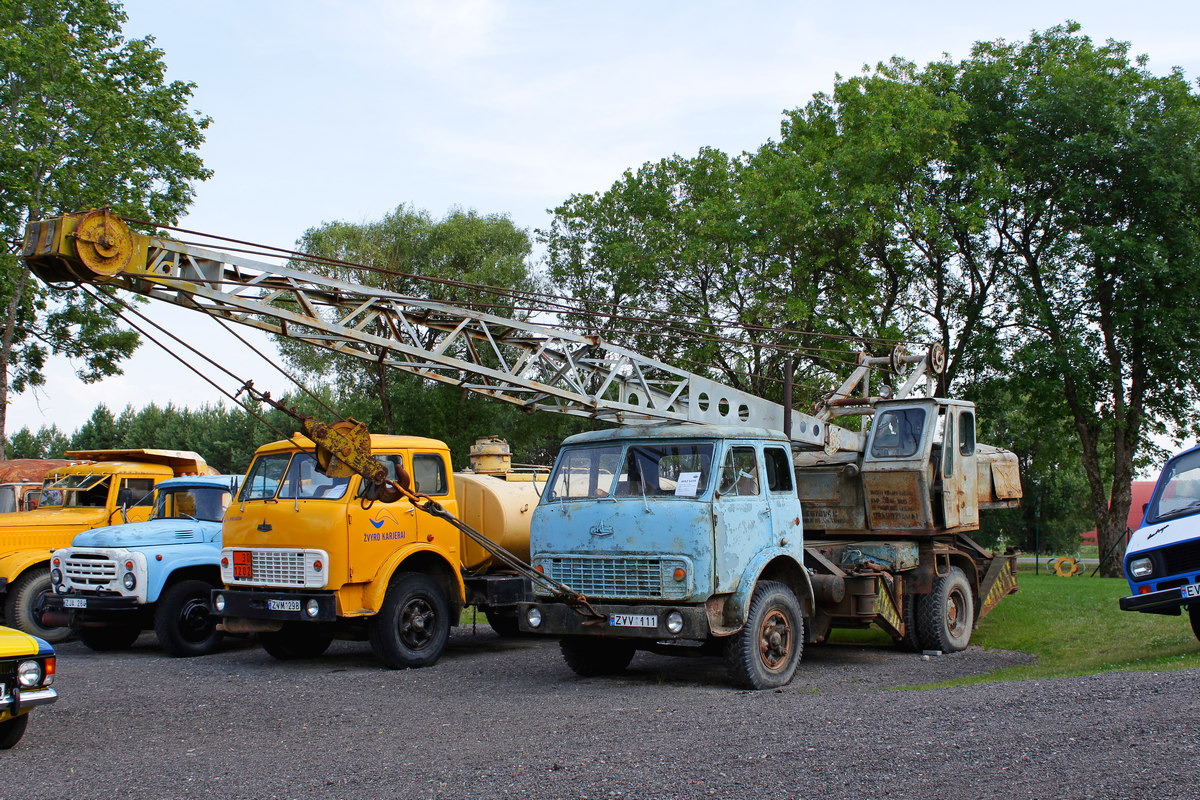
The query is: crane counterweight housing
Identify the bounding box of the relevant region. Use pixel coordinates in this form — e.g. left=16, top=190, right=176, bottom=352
left=21, top=209, right=1023, bottom=688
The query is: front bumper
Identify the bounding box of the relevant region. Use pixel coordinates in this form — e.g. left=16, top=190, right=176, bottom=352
left=517, top=600, right=709, bottom=640
left=1120, top=584, right=1200, bottom=613
left=42, top=593, right=140, bottom=627
left=0, top=687, right=58, bottom=718
left=213, top=589, right=338, bottom=623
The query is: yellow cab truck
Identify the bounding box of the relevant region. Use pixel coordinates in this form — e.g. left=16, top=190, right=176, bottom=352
left=213, top=434, right=546, bottom=668
left=0, top=449, right=215, bottom=641
left=0, top=459, right=86, bottom=514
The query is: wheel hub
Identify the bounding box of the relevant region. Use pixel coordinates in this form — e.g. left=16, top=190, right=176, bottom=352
left=758, top=609, right=793, bottom=672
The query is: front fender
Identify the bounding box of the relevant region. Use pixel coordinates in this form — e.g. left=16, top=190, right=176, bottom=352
left=706, top=548, right=813, bottom=636
left=361, top=544, right=466, bottom=614
left=145, top=545, right=222, bottom=602
left=0, top=550, right=51, bottom=589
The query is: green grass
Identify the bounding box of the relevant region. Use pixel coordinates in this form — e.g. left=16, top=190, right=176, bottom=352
left=835, top=573, right=1200, bottom=687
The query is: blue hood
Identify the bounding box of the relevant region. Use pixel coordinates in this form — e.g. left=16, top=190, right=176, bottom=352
left=71, top=517, right=220, bottom=548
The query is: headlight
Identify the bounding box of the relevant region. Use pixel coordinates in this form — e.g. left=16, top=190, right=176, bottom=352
left=123, top=572, right=137, bottom=590
left=51, top=568, right=62, bottom=585
left=214, top=593, right=226, bottom=612
left=1129, top=557, right=1154, bottom=579
left=17, top=659, right=44, bottom=688
left=666, top=610, right=684, bottom=634
left=305, top=599, right=320, bottom=618
left=526, top=606, right=543, bottom=628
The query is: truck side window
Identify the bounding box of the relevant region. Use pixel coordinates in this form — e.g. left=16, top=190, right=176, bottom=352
left=718, top=447, right=760, bottom=497
left=359, top=454, right=405, bottom=498
left=941, top=411, right=954, bottom=479
left=764, top=447, right=793, bottom=493
left=413, top=453, right=449, bottom=496
left=120, top=478, right=156, bottom=507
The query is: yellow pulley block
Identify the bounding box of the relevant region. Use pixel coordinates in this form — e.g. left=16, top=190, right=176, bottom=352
left=1049, top=556, right=1082, bottom=577
left=71, top=208, right=134, bottom=276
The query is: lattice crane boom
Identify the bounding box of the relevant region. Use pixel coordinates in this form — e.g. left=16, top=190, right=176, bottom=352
left=22, top=210, right=944, bottom=453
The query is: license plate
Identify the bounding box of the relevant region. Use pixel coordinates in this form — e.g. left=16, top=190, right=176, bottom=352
left=1183, top=584, right=1200, bottom=600
left=233, top=550, right=253, bottom=579
left=63, top=597, right=87, bottom=609
left=267, top=598, right=301, bottom=612
left=609, top=613, right=657, bottom=628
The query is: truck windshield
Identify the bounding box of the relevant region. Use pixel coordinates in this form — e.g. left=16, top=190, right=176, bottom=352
left=39, top=474, right=111, bottom=508
left=546, top=442, right=714, bottom=501
left=155, top=486, right=235, bottom=522
left=1146, top=450, right=1200, bottom=524
left=238, top=452, right=350, bottom=502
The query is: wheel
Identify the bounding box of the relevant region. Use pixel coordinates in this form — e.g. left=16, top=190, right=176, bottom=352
left=917, top=566, right=975, bottom=653
left=0, top=714, right=30, bottom=749
left=78, top=625, right=141, bottom=651
left=486, top=610, right=521, bottom=638
left=367, top=573, right=450, bottom=669
left=725, top=580, right=804, bottom=689
left=4, top=570, right=70, bottom=643
left=259, top=625, right=333, bottom=660
left=559, top=637, right=636, bottom=677
left=898, top=592, right=922, bottom=652
left=154, top=580, right=224, bottom=657
left=1189, top=604, right=1200, bottom=643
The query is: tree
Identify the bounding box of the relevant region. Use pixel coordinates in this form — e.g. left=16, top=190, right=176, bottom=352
left=277, top=204, right=539, bottom=433
left=937, top=24, right=1200, bottom=575
left=0, top=0, right=211, bottom=457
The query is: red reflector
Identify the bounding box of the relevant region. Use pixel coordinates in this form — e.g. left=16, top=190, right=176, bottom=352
left=156, top=554, right=163, bottom=561
left=1139, top=586, right=1152, bottom=595
left=233, top=550, right=253, bottom=579
left=427, top=534, right=434, bottom=542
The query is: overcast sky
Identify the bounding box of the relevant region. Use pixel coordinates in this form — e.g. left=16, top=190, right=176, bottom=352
left=12, top=0, right=1200, bottom=442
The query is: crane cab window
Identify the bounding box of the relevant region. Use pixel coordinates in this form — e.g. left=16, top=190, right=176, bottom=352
left=412, top=453, right=449, bottom=496
left=870, top=408, right=926, bottom=459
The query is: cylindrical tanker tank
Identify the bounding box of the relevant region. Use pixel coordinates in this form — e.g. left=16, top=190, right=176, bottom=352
left=453, top=470, right=548, bottom=572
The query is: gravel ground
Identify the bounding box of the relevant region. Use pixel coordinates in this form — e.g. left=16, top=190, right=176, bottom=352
left=3, top=626, right=1197, bottom=800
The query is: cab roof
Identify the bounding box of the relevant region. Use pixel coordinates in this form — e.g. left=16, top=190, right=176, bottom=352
left=254, top=433, right=450, bottom=456
left=561, top=423, right=789, bottom=446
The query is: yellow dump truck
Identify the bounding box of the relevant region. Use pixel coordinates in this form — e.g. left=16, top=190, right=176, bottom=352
left=0, top=450, right=215, bottom=641
left=213, top=435, right=545, bottom=668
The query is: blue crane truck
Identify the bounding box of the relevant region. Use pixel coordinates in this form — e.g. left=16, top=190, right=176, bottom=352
left=43, top=474, right=240, bottom=656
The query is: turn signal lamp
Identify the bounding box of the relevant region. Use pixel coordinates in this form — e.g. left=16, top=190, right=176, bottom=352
left=1139, top=586, right=1152, bottom=595
left=313, top=559, right=323, bottom=571
left=45, top=656, right=56, bottom=685
left=673, top=568, right=686, bottom=582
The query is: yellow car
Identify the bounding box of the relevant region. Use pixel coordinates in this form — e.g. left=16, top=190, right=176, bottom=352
left=0, top=625, right=57, bottom=748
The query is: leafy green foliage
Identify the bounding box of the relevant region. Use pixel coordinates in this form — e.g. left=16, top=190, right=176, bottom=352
left=0, top=0, right=210, bottom=457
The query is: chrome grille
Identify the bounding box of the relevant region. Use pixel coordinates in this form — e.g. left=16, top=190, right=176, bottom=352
left=62, top=553, right=118, bottom=587
left=542, top=555, right=689, bottom=600
left=240, top=550, right=306, bottom=586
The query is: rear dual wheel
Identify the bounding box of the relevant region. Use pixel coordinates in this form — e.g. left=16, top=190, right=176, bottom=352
left=916, top=566, right=974, bottom=653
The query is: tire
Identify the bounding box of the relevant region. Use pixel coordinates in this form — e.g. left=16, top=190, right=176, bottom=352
left=78, top=625, right=141, bottom=652
left=916, top=566, right=974, bottom=653
left=486, top=610, right=522, bottom=638
left=559, top=637, right=636, bottom=677
left=367, top=573, right=450, bottom=669
left=260, top=626, right=333, bottom=660
left=1189, top=604, right=1200, bottom=644
left=154, top=580, right=224, bottom=657
left=0, top=714, right=30, bottom=750
left=898, top=592, right=923, bottom=652
left=725, top=580, right=804, bottom=690
left=4, top=570, right=70, bottom=643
